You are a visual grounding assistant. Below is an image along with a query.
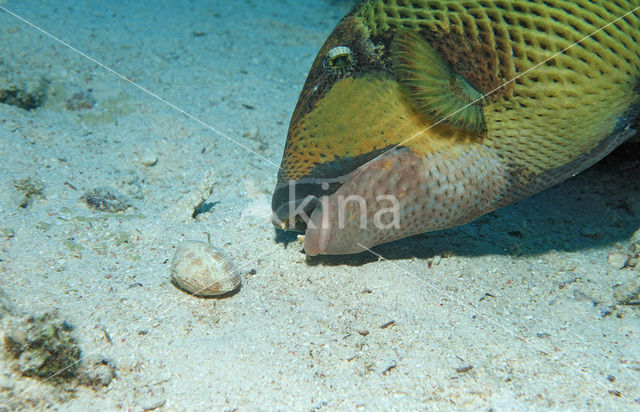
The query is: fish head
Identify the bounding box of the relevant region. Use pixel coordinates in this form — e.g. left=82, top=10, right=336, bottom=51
left=272, top=13, right=489, bottom=256
left=272, top=2, right=640, bottom=256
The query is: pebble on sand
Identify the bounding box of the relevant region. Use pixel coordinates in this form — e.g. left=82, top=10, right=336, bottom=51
left=139, top=149, right=158, bottom=167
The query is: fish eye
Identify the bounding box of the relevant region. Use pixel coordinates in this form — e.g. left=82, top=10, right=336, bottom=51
left=323, top=46, right=354, bottom=73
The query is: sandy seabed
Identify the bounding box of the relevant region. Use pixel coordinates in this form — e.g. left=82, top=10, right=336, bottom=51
left=0, top=0, right=639, bottom=410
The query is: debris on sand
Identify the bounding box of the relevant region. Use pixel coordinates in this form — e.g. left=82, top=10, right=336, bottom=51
left=81, top=187, right=135, bottom=213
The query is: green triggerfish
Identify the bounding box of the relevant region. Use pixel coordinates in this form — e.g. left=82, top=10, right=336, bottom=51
left=272, top=0, right=640, bottom=256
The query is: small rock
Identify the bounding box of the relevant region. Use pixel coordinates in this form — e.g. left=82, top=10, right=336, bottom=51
left=607, top=252, right=628, bottom=269
left=138, top=398, right=166, bottom=411
left=139, top=149, right=158, bottom=167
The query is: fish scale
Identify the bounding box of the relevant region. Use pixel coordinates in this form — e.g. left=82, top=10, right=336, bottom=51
left=272, top=0, right=640, bottom=255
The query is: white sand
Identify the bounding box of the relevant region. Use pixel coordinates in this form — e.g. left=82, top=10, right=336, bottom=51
left=0, top=0, right=639, bottom=410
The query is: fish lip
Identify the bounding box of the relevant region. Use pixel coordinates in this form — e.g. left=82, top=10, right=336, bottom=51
left=271, top=176, right=350, bottom=231
left=301, top=206, right=330, bottom=256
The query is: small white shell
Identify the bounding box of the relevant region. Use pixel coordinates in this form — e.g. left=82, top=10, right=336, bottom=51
left=170, top=241, right=241, bottom=296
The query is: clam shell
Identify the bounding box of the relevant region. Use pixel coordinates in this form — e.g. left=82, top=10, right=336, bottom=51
left=170, top=241, right=241, bottom=296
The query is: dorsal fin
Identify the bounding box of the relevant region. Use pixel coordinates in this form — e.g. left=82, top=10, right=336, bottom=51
left=392, top=30, right=486, bottom=132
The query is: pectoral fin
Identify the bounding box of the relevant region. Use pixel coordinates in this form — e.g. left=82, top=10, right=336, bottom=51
left=392, top=30, right=486, bottom=132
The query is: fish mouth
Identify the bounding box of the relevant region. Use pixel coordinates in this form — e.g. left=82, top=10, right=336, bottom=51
left=274, top=146, right=510, bottom=256
left=271, top=148, right=411, bottom=256
left=271, top=144, right=397, bottom=232
left=271, top=175, right=350, bottom=232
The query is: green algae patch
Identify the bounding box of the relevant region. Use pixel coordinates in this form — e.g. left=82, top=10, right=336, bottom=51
left=2, top=312, right=81, bottom=383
